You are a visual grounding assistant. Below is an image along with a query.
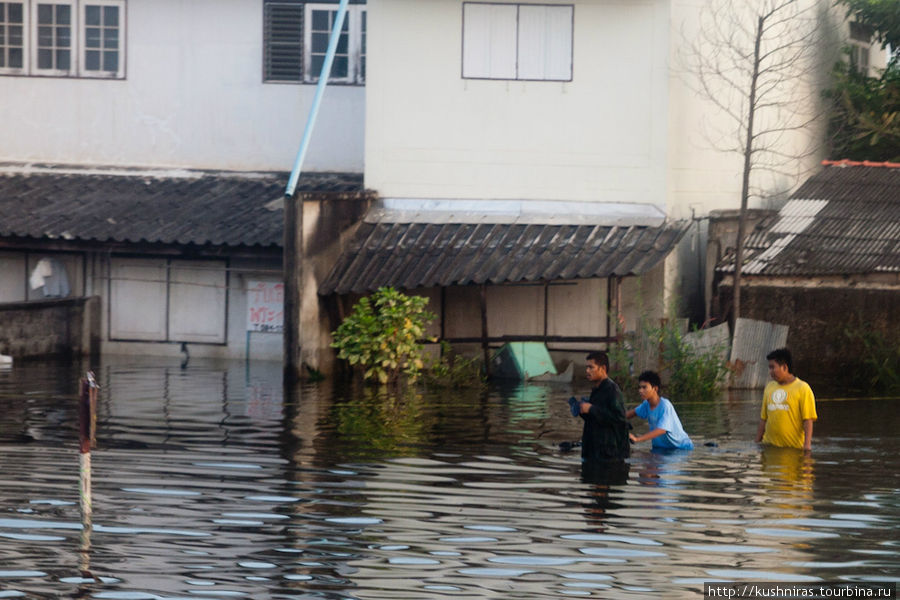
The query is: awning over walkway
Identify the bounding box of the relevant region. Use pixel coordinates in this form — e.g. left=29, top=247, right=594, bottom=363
left=0, top=166, right=364, bottom=248
left=320, top=199, right=690, bottom=295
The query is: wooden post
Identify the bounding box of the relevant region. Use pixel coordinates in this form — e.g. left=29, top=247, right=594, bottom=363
left=283, top=192, right=303, bottom=383
left=480, top=284, right=490, bottom=375
left=543, top=281, right=549, bottom=339
left=614, top=276, right=623, bottom=341
left=606, top=277, right=613, bottom=345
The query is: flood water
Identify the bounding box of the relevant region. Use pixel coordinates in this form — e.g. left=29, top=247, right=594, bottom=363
left=0, top=357, right=897, bottom=599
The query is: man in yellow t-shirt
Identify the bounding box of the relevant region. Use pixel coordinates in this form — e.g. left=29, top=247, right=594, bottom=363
left=755, top=348, right=817, bottom=451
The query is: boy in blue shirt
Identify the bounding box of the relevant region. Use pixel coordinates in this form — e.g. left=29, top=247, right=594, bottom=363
left=626, top=370, right=693, bottom=450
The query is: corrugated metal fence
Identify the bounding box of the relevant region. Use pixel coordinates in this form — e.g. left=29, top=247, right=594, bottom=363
left=728, top=318, right=789, bottom=388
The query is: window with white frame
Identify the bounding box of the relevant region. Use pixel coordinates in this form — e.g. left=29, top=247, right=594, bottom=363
left=462, top=2, right=573, bottom=81
left=263, top=0, right=366, bottom=84
left=0, top=2, right=25, bottom=72
left=0, top=0, right=125, bottom=78
left=848, top=21, right=873, bottom=76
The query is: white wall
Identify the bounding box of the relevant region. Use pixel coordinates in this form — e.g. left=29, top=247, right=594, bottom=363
left=665, top=0, right=850, bottom=220
left=0, top=0, right=364, bottom=172
left=365, top=0, right=670, bottom=204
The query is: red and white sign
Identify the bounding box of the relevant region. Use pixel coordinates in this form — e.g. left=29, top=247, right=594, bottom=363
left=247, top=280, right=284, bottom=333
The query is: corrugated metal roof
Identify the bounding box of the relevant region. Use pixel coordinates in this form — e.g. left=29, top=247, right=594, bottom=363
left=0, top=167, right=364, bottom=248
left=717, top=164, right=900, bottom=276
left=320, top=212, right=690, bottom=295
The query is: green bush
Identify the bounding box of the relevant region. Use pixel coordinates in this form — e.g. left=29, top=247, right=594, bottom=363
left=423, top=342, right=486, bottom=389
left=607, top=340, right=639, bottom=403
left=843, top=320, right=900, bottom=393
left=607, top=317, right=730, bottom=403
left=331, top=287, right=436, bottom=385
left=659, top=322, right=731, bottom=402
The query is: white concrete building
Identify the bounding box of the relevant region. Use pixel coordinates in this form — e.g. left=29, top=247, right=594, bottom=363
left=0, top=0, right=368, bottom=363
left=350, top=0, right=863, bottom=349
left=0, top=0, right=876, bottom=367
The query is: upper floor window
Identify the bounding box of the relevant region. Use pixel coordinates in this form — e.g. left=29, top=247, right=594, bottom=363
left=264, top=0, right=366, bottom=85
left=462, top=2, right=573, bottom=81
left=848, top=21, right=873, bottom=76
left=0, top=0, right=125, bottom=78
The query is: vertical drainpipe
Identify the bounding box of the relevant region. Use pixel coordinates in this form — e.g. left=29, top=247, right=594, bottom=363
left=283, top=0, right=350, bottom=383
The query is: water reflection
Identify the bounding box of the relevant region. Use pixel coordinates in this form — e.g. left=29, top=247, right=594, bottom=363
left=0, top=357, right=896, bottom=599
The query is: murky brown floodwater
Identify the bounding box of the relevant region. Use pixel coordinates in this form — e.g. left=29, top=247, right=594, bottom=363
left=0, top=357, right=897, bottom=599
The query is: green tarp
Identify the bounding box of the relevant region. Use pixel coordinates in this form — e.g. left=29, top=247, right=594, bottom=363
left=490, top=342, right=558, bottom=380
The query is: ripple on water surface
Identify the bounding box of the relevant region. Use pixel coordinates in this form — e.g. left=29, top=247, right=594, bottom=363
left=0, top=359, right=897, bottom=598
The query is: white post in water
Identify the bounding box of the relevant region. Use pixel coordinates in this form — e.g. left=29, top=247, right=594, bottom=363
left=79, top=372, right=98, bottom=534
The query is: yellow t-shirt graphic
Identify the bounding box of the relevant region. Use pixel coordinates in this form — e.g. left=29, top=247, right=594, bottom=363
left=760, top=378, right=817, bottom=449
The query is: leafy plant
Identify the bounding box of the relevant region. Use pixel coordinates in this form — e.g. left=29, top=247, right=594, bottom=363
left=607, top=315, right=730, bottom=403
left=331, top=287, right=436, bottom=385
left=607, top=336, right=639, bottom=403
left=825, top=58, right=900, bottom=162
left=658, top=322, right=731, bottom=402
left=843, top=319, right=900, bottom=393
left=824, top=0, right=900, bottom=161
left=422, top=341, right=486, bottom=389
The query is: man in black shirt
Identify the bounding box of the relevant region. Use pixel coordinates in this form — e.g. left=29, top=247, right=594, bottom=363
left=577, top=351, right=630, bottom=462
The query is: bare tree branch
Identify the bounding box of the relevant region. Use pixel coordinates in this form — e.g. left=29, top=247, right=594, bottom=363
left=681, top=0, right=837, bottom=320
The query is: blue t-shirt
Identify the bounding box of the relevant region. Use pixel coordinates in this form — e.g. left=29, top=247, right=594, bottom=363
left=634, top=397, right=693, bottom=450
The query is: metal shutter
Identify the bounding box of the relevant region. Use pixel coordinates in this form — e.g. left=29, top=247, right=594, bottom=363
left=264, top=2, right=303, bottom=82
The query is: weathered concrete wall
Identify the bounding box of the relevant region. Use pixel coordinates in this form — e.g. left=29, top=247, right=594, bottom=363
left=716, top=282, right=900, bottom=386
left=0, top=297, right=100, bottom=359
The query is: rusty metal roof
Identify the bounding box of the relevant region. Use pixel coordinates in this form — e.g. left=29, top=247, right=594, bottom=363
left=0, top=166, right=364, bottom=248
left=717, top=164, right=900, bottom=276
left=320, top=200, right=690, bottom=294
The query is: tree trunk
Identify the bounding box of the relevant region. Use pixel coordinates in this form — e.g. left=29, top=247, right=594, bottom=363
left=733, top=14, right=764, bottom=323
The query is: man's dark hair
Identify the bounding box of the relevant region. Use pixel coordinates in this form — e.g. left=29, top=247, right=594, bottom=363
left=586, top=351, right=609, bottom=370
left=637, top=370, right=661, bottom=389
left=766, top=348, right=793, bottom=373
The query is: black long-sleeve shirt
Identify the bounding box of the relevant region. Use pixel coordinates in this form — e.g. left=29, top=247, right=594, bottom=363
left=581, top=377, right=630, bottom=461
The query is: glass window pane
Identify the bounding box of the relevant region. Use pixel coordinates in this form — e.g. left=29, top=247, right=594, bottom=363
left=103, top=5, right=117, bottom=25
left=85, top=48, right=99, bottom=69
left=10, top=24, right=22, bottom=44
left=56, top=5, right=70, bottom=24
left=57, top=27, right=70, bottom=46
left=331, top=55, right=347, bottom=78
left=312, top=10, right=329, bottom=31
left=37, top=48, right=51, bottom=68
left=336, top=32, right=347, bottom=54
left=102, top=50, right=116, bottom=71
left=311, top=31, right=328, bottom=52
left=9, top=47, right=21, bottom=67
left=56, top=48, right=68, bottom=69
left=85, top=26, right=100, bottom=47
left=38, top=26, right=52, bottom=46
left=0, top=54, right=4, bottom=68
left=10, top=3, right=24, bottom=23
left=310, top=54, right=323, bottom=76
left=360, top=55, right=365, bottom=80
left=85, top=5, right=100, bottom=26
left=37, top=4, right=52, bottom=23
left=105, top=29, right=118, bottom=48
left=0, top=31, right=4, bottom=46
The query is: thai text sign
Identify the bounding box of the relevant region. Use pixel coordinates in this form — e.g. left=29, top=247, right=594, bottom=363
left=247, top=280, right=284, bottom=333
